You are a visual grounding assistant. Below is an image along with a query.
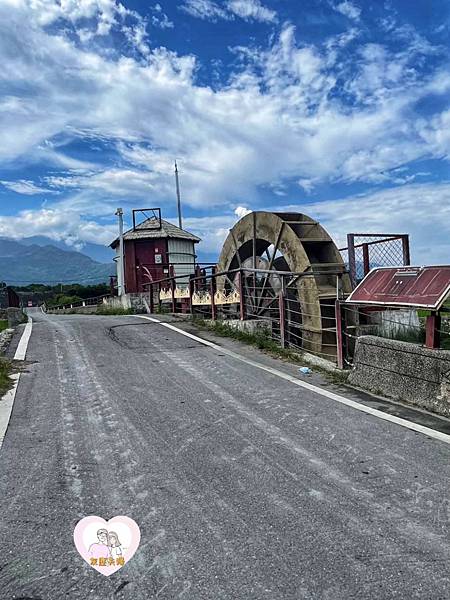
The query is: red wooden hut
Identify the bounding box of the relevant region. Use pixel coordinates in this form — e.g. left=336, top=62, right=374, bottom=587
left=110, top=209, right=201, bottom=294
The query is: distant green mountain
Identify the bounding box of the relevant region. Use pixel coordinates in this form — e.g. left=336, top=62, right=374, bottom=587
left=19, top=235, right=114, bottom=263
left=0, top=238, right=115, bottom=285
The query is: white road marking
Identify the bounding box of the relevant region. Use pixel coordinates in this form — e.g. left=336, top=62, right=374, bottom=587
left=136, top=315, right=450, bottom=446
left=0, top=318, right=33, bottom=450
left=14, top=318, right=33, bottom=361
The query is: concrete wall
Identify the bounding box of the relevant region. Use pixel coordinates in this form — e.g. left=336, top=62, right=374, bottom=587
left=348, top=335, right=450, bottom=417
left=0, top=307, right=26, bottom=327
left=103, top=293, right=150, bottom=312
left=103, top=295, right=128, bottom=310
left=379, top=309, right=421, bottom=338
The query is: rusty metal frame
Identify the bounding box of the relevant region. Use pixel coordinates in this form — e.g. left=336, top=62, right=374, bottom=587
left=132, top=208, right=162, bottom=231
left=341, top=233, right=411, bottom=287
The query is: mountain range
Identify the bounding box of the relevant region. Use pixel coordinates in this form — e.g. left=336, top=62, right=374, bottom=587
left=19, top=236, right=113, bottom=263
left=0, top=238, right=115, bottom=285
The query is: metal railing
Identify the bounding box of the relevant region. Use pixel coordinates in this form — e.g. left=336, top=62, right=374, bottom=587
left=143, top=264, right=450, bottom=368
left=143, top=266, right=346, bottom=365
left=338, top=303, right=450, bottom=368
left=45, top=294, right=111, bottom=311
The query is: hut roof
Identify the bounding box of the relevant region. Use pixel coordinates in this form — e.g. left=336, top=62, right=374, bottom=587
left=110, top=217, right=201, bottom=248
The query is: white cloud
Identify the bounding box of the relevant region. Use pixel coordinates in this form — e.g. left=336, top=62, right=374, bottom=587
left=181, top=0, right=277, bottom=23
left=45, top=167, right=167, bottom=201
left=234, top=206, right=252, bottom=218
left=181, top=182, right=450, bottom=262
left=181, top=0, right=230, bottom=21
left=417, top=108, right=450, bottom=159
left=141, top=182, right=450, bottom=263
left=226, top=0, right=277, bottom=23
left=151, top=2, right=174, bottom=29
left=183, top=214, right=236, bottom=255
left=123, top=21, right=151, bottom=57
left=334, top=1, right=361, bottom=21
left=0, top=2, right=449, bottom=254
left=0, top=207, right=117, bottom=246
left=284, top=182, right=450, bottom=264
left=298, top=179, right=316, bottom=193
left=0, top=12, right=447, bottom=209
left=27, top=0, right=131, bottom=37
left=152, top=13, right=173, bottom=29
left=1, top=180, right=450, bottom=265
left=1, top=180, right=56, bottom=195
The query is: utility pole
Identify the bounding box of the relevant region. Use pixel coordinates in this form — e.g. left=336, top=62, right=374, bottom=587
left=115, top=207, right=125, bottom=296
left=174, top=160, right=183, bottom=230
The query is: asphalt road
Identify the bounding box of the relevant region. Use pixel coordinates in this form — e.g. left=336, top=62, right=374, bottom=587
left=0, top=309, right=449, bottom=600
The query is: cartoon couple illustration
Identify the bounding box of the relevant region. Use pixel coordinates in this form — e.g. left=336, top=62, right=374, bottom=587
left=88, top=528, right=123, bottom=560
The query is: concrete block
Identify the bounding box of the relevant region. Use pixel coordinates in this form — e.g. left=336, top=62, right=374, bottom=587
left=221, top=319, right=271, bottom=334
left=348, top=335, right=450, bottom=417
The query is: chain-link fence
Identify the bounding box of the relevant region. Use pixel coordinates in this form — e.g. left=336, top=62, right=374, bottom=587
left=339, top=234, right=410, bottom=286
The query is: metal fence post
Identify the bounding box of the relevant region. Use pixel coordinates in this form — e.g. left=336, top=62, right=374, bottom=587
left=347, top=233, right=356, bottom=287
left=279, top=290, right=286, bottom=348
left=238, top=270, right=245, bottom=321
left=170, top=277, right=176, bottom=313
left=402, top=235, right=411, bottom=266
left=149, top=283, right=154, bottom=313
left=335, top=299, right=344, bottom=369
left=425, top=312, right=441, bottom=349
left=194, top=265, right=201, bottom=292
left=210, top=277, right=217, bottom=321
left=362, top=243, right=370, bottom=276
left=189, top=275, right=195, bottom=316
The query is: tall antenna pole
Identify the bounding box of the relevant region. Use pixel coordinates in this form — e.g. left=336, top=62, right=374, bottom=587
left=115, top=207, right=125, bottom=296
left=174, top=160, right=183, bottom=230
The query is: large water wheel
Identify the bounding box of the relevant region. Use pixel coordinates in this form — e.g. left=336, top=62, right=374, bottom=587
left=216, top=211, right=352, bottom=357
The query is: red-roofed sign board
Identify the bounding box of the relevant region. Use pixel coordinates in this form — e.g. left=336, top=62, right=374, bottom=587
left=346, top=266, right=450, bottom=309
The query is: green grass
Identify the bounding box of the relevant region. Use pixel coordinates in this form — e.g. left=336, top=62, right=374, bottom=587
left=0, top=358, right=14, bottom=396
left=417, top=308, right=450, bottom=350
left=95, top=307, right=134, bottom=316
left=440, top=315, right=450, bottom=350
left=193, top=317, right=303, bottom=362
left=155, top=304, right=170, bottom=314
left=440, top=337, right=450, bottom=350
left=0, top=320, right=9, bottom=333
left=382, top=321, right=450, bottom=350
left=385, top=327, right=425, bottom=344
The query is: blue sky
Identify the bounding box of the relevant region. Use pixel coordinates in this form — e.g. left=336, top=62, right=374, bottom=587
left=0, top=0, right=449, bottom=264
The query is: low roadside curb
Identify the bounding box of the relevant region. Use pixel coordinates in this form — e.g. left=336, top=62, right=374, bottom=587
left=0, top=318, right=33, bottom=450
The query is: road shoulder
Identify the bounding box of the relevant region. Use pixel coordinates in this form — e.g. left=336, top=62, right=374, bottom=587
left=145, top=313, right=450, bottom=438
